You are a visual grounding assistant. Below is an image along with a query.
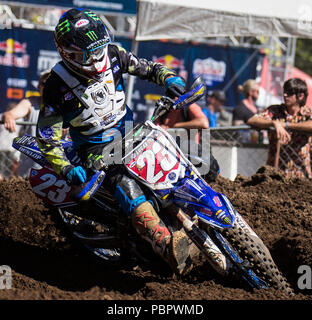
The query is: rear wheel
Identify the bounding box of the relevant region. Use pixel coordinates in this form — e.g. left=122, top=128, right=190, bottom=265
left=222, top=220, right=293, bottom=295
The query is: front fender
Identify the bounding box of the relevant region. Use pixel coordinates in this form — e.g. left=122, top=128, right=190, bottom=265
left=172, top=177, right=235, bottom=229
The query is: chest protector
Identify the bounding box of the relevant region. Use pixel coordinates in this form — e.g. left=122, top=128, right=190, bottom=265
left=52, top=61, right=126, bottom=136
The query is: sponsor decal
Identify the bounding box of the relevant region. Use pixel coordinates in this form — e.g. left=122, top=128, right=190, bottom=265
left=213, top=196, right=222, bottom=207
left=153, top=54, right=187, bottom=78
left=7, top=78, right=27, bottom=88
left=56, top=19, right=71, bottom=38
left=25, top=91, right=40, bottom=98
left=168, top=172, right=176, bottom=180
left=223, top=217, right=232, bottom=225
left=31, top=170, right=38, bottom=177
left=113, top=64, right=120, bottom=74
left=37, top=50, right=60, bottom=74
left=193, top=58, right=226, bottom=86
left=100, top=114, right=117, bottom=126
left=153, top=54, right=184, bottom=70
left=0, top=38, right=29, bottom=68
left=39, top=126, right=54, bottom=139
left=16, top=135, right=36, bottom=146
left=0, top=38, right=26, bottom=54
left=18, top=147, right=45, bottom=160
left=200, top=207, right=213, bottom=217
left=215, top=209, right=231, bottom=225
left=86, top=30, right=98, bottom=41
left=64, top=91, right=74, bottom=101
left=75, top=19, right=89, bottom=28
left=7, top=88, right=24, bottom=99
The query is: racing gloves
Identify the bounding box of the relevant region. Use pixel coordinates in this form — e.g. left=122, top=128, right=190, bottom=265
left=65, top=165, right=87, bottom=185
left=164, top=76, right=186, bottom=98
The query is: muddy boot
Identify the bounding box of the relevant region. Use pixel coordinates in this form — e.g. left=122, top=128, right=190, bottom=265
left=132, top=202, right=192, bottom=275
left=168, top=230, right=193, bottom=275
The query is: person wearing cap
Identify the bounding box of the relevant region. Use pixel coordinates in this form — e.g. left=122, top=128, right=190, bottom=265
left=233, top=79, right=259, bottom=126
left=203, top=90, right=232, bottom=128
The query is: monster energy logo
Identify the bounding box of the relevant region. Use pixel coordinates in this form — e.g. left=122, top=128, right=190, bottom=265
left=86, top=31, right=98, bottom=41
left=56, top=19, right=70, bottom=38
left=85, top=11, right=101, bottom=21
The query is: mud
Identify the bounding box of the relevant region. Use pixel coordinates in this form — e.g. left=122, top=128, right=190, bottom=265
left=0, top=166, right=311, bottom=300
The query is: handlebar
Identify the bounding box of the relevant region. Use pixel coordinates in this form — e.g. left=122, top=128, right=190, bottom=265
left=151, top=76, right=206, bottom=123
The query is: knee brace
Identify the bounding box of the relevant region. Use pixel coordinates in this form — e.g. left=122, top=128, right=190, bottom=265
left=114, top=175, right=147, bottom=215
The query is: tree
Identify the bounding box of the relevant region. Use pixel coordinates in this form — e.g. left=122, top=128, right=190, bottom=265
left=295, top=38, right=312, bottom=77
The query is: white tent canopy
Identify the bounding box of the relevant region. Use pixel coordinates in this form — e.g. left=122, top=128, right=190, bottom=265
left=135, top=0, right=312, bottom=40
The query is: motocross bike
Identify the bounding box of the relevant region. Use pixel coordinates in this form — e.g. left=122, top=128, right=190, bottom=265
left=12, top=78, right=293, bottom=294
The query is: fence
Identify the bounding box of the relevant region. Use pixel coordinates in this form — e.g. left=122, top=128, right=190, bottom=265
left=0, top=122, right=310, bottom=180
left=168, top=126, right=270, bottom=180
left=0, top=120, right=35, bottom=179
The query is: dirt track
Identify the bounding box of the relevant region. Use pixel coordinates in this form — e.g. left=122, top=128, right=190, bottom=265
left=0, top=166, right=311, bottom=300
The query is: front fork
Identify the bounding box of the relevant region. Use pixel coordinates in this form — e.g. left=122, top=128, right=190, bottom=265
left=169, top=205, right=232, bottom=276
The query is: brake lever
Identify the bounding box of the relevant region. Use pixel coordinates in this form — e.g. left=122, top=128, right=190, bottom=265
left=151, top=96, right=175, bottom=123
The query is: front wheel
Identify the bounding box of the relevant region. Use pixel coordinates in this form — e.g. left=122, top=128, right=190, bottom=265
left=222, top=216, right=293, bottom=295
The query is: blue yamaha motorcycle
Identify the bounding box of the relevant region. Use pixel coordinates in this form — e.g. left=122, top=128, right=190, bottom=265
left=12, top=78, right=293, bottom=294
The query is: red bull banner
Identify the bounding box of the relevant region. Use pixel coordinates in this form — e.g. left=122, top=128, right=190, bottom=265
left=0, top=27, right=58, bottom=113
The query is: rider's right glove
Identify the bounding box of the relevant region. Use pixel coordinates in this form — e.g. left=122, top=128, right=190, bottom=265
left=164, top=76, right=186, bottom=99
left=65, top=165, right=87, bottom=185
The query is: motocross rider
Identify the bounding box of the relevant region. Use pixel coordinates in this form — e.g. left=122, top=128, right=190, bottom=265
left=36, top=8, right=191, bottom=275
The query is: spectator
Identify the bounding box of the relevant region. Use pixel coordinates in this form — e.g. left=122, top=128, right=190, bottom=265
left=233, top=79, right=260, bottom=126
left=2, top=69, right=51, bottom=178
left=155, top=102, right=220, bottom=182
left=203, top=90, right=232, bottom=127
left=155, top=101, right=208, bottom=156
left=156, top=102, right=209, bottom=133
left=248, top=78, right=312, bottom=179
left=0, top=102, right=20, bottom=179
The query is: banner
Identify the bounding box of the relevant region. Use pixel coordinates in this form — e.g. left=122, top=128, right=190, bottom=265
left=0, top=27, right=260, bottom=123
left=1, top=0, right=137, bottom=15
left=131, top=41, right=188, bottom=123
left=132, top=41, right=260, bottom=122
left=187, top=43, right=260, bottom=108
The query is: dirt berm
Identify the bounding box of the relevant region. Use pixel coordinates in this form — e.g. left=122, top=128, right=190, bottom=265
left=0, top=166, right=311, bottom=300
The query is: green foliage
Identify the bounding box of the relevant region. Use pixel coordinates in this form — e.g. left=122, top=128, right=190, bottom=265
left=295, top=38, right=312, bottom=77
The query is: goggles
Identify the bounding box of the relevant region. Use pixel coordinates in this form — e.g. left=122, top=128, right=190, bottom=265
left=69, top=43, right=108, bottom=66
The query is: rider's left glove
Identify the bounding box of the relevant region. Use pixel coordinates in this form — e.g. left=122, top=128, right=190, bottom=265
left=164, top=76, right=186, bottom=98
left=65, top=166, right=87, bottom=185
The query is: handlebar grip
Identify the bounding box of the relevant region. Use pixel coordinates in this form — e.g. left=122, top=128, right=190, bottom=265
left=70, top=170, right=106, bottom=202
